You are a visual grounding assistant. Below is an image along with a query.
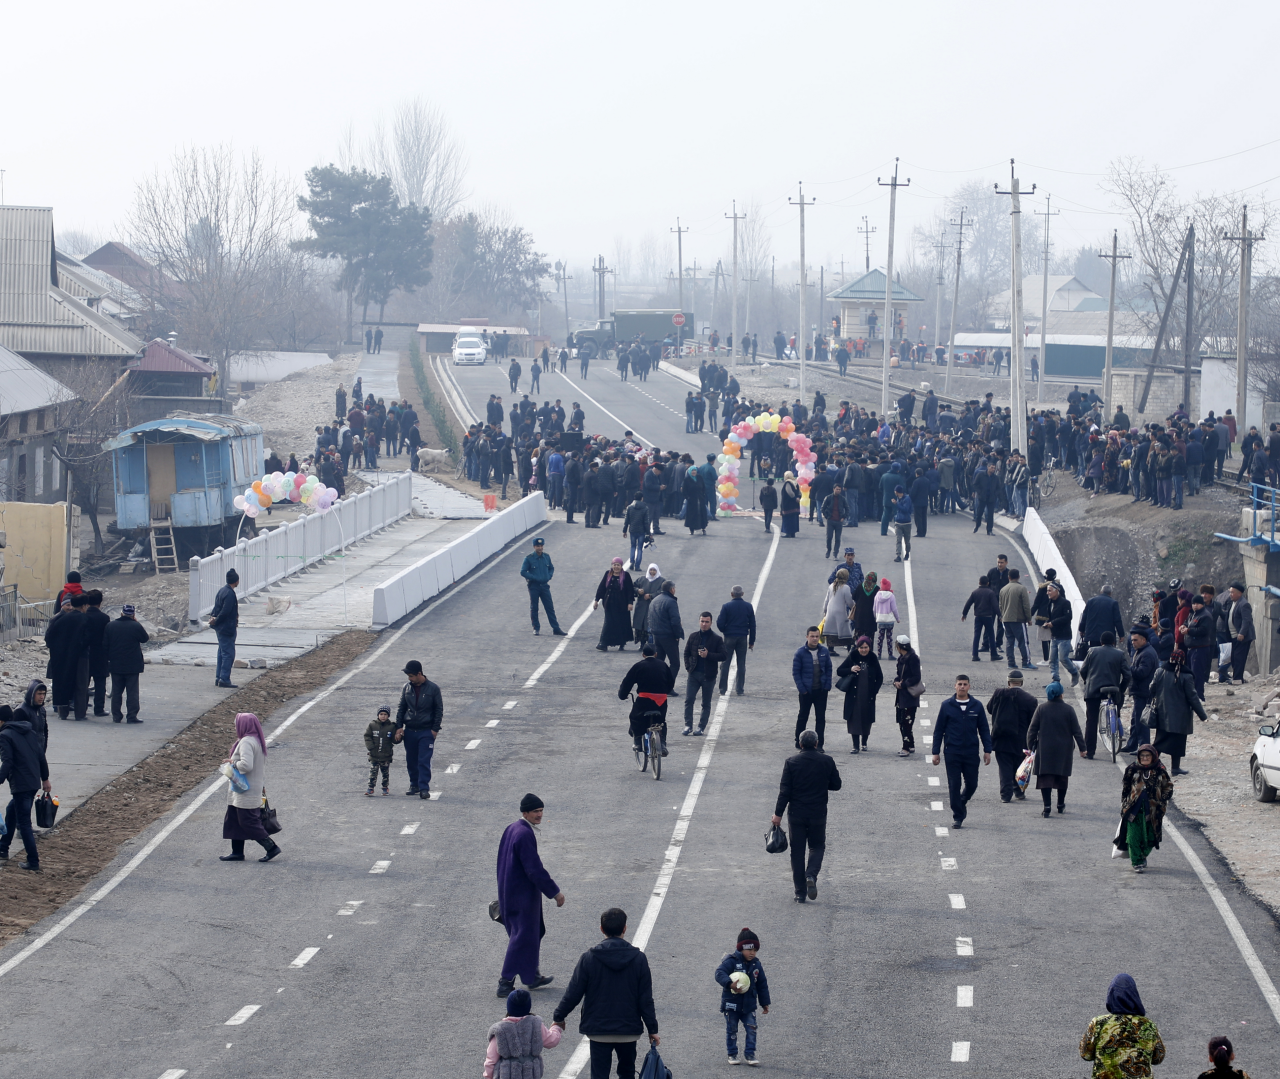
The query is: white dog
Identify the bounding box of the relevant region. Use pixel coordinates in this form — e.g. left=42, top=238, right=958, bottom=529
left=416, top=447, right=453, bottom=473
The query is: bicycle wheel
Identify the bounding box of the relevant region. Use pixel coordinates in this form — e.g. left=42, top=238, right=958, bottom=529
left=1029, top=484, right=1041, bottom=511
left=1100, top=704, right=1116, bottom=758
left=636, top=734, right=648, bottom=772
left=1040, top=470, right=1056, bottom=496
left=650, top=727, right=663, bottom=780
left=1111, top=706, right=1121, bottom=763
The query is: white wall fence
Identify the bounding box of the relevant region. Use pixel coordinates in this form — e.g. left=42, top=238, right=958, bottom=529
left=188, top=472, right=413, bottom=621
left=1021, top=508, right=1086, bottom=618
left=372, top=493, right=548, bottom=629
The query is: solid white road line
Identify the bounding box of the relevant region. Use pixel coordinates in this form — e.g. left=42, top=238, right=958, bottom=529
left=956, top=985, right=973, bottom=1007
left=955, top=937, right=974, bottom=956
left=289, top=948, right=319, bottom=968
left=902, top=557, right=921, bottom=653
left=549, top=371, right=656, bottom=447
left=465, top=739, right=482, bottom=750
left=369, top=861, right=391, bottom=874
left=224, top=1005, right=260, bottom=1026
left=524, top=603, right=596, bottom=688
left=486, top=719, right=501, bottom=727
left=429, top=791, right=441, bottom=800
left=400, top=823, right=420, bottom=835
left=951, top=1041, right=971, bottom=1062
left=949, top=894, right=966, bottom=909
left=556, top=527, right=782, bottom=1079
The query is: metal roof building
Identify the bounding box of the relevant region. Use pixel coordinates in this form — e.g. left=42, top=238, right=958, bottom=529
left=0, top=342, right=76, bottom=416
left=0, top=206, right=143, bottom=363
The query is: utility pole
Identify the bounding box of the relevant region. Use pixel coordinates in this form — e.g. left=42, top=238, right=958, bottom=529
left=686, top=258, right=700, bottom=339
left=931, top=235, right=951, bottom=356
left=726, top=201, right=745, bottom=366
left=789, top=183, right=816, bottom=398
left=592, top=255, right=612, bottom=320
left=996, top=160, right=1035, bottom=454
left=1136, top=225, right=1194, bottom=413
left=1184, top=223, right=1196, bottom=413
left=554, top=260, right=572, bottom=342
left=743, top=272, right=758, bottom=362
left=858, top=217, right=876, bottom=272
left=1033, top=196, right=1059, bottom=404
left=878, top=160, right=910, bottom=416
left=819, top=266, right=825, bottom=346
left=1098, top=231, right=1131, bottom=422
left=671, top=218, right=688, bottom=350
left=711, top=259, right=723, bottom=333
left=1225, top=207, right=1263, bottom=438
left=943, top=208, right=970, bottom=397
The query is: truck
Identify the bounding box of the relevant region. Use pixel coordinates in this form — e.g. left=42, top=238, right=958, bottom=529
left=571, top=309, right=694, bottom=359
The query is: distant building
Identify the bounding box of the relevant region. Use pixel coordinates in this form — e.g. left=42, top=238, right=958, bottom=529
left=0, top=344, right=76, bottom=503
left=826, top=270, right=923, bottom=345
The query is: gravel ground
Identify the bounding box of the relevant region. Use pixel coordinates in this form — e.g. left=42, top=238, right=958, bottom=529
left=235, top=352, right=363, bottom=464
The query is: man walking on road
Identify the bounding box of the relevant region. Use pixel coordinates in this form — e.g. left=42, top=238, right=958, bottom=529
left=999, top=568, right=1037, bottom=670
left=498, top=793, right=565, bottom=997
left=521, top=538, right=567, bottom=637
left=394, top=660, right=444, bottom=798
left=716, top=585, right=756, bottom=696
left=771, top=729, right=842, bottom=902
left=931, top=675, right=992, bottom=828
left=1080, top=631, right=1131, bottom=758
left=1079, top=584, right=1125, bottom=650
left=792, top=626, right=832, bottom=749
left=208, top=569, right=240, bottom=688
left=0, top=704, right=51, bottom=872
left=682, top=612, right=726, bottom=736
left=104, top=604, right=149, bottom=723
left=986, top=669, right=1037, bottom=802
left=647, top=580, right=684, bottom=695
left=821, top=484, right=847, bottom=559
left=552, top=907, right=659, bottom=1079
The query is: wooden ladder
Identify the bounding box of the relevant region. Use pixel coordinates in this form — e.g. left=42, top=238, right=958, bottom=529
left=149, top=520, right=179, bottom=574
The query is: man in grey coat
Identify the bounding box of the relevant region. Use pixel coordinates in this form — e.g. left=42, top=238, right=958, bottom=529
left=998, top=568, right=1037, bottom=670
left=1222, top=581, right=1255, bottom=685
left=1080, top=631, right=1131, bottom=758
left=646, top=580, right=684, bottom=696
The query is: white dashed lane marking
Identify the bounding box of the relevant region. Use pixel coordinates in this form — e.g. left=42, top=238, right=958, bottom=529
left=465, top=739, right=482, bottom=750
left=400, top=823, right=420, bottom=835
left=158, top=1071, right=188, bottom=1079
left=955, top=937, right=973, bottom=956
left=949, top=894, right=966, bottom=909
left=957, top=986, right=973, bottom=1007
left=931, top=802, right=944, bottom=811
left=445, top=763, right=461, bottom=774
left=487, top=719, right=501, bottom=727
left=951, top=1041, right=971, bottom=1062
left=503, top=701, right=517, bottom=710
left=940, top=857, right=958, bottom=870
left=224, top=1005, right=260, bottom=1026
left=369, top=861, right=391, bottom=874
left=289, top=948, right=319, bottom=968
left=928, top=777, right=941, bottom=786
left=935, top=827, right=949, bottom=836
left=338, top=900, right=365, bottom=914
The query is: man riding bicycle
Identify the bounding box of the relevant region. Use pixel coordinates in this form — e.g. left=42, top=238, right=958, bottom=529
left=618, top=643, right=674, bottom=756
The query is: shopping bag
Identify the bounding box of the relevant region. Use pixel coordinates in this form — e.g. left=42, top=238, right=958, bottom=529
left=1111, top=815, right=1127, bottom=858
left=764, top=824, right=789, bottom=854
left=220, top=762, right=250, bottom=793
left=638, top=1043, right=672, bottom=1079
left=260, top=798, right=282, bottom=835
left=1218, top=642, right=1233, bottom=666
left=1015, top=752, right=1035, bottom=792
left=34, top=791, right=58, bottom=829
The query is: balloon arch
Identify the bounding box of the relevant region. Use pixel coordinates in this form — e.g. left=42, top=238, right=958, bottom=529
left=717, top=412, right=816, bottom=514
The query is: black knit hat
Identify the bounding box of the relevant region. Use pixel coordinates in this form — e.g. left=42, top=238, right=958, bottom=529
left=520, top=793, right=544, bottom=813
left=737, top=927, right=760, bottom=950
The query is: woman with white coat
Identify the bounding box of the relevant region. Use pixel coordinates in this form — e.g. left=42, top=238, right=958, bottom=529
left=872, top=577, right=900, bottom=658
left=220, top=712, right=281, bottom=862
left=821, top=568, right=855, bottom=654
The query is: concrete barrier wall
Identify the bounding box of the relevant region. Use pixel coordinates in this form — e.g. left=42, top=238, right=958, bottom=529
left=371, top=493, right=548, bottom=629
left=1021, top=508, right=1086, bottom=620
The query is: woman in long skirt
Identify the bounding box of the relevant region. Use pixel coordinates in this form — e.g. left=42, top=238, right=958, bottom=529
left=1026, top=681, right=1086, bottom=816
left=853, top=572, right=880, bottom=644
left=820, top=568, right=854, bottom=653
left=780, top=472, right=801, bottom=537
left=221, top=713, right=281, bottom=863
left=632, top=563, right=663, bottom=644
left=836, top=636, right=883, bottom=753
left=1115, top=745, right=1174, bottom=873
left=594, top=558, right=635, bottom=651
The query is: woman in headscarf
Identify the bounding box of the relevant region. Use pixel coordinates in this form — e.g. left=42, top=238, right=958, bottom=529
left=1172, top=588, right=1195, bottom=646
left=1147, top=649, right=1206, bottom=775
left=820, top=568, right=854, bottom=654
left=683, top=462, right=709, bottom=534
left=593, top=558, right=635, bottom=652
left=836, top=635, right=883, bottom=754
left=852, top=571, right=880, bottom=644
left=220, top=713, right=281, bottom=863
left=891, top=635, right=921, bottom=757
left=1115, top=744, right=1175, bottom=873
left=779, top=471, right=801, bottom=537
left=1079, top=973, right=1165, bottom=1077
left=1026, top=681, right=1086, bottom=817
left=632, top=563, right=664, bottom=644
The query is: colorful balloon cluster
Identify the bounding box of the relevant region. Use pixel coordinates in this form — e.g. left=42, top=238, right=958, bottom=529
left=716, top=412, right=808, bottom=515
left=232, top=472, right=339, bottom=518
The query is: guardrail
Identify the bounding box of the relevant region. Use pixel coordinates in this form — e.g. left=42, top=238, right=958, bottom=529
left=1213, top=482, right=1280, bottom=551
left=371, top=492, right=548, bottom=629
left=1021, top=508, right=1086, bottom=617
left=0, top=586, right=56, bottom=644
left=187, top=472, right=414, bottom=622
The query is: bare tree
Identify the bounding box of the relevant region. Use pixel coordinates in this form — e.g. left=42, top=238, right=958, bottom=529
left=354, top=97, right=469, bottom=221
left=129, top=146, right=299, bottom=392
left=57, top=226, right=106, bottom=259
left=611, top=235, right=633, bottom=280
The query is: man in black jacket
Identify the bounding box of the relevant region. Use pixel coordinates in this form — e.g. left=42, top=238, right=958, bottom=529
left=971, top=463, right=1002, bottom=534
left=104, top=604, right=150, bottom=723
left=618, top=644, right=675, bottom=750
left=13, top=680, right=48, bottom=751
left=1078, top=584, right=1125, bottom=649
left=208, top=569, right=240, bottom=688
left=931, top=675, right=992, bottom=827
left=45, top=593, right=91, bottom=721
left=771, top=730, right=843, bottom=902
left=564, top=451, right=583, bottom=524
left=1122, top=626, right=1159, bottom=753
left=985, top=554, right=1011, bottom=653
left=394, top=660, right=444, bottom=799
left=682, top=612, right=726, bottom=736
left=1080, top=631, right=1132, bottom=758
left=84, top=590, right=111, bottom=717
left=986, top=670, right=1037, bottom=802
left=961, top=576, right=1001, bottom=662
left=0, top=705, right=51, bottom=871
left=553, top=907, right=659, bottom=1079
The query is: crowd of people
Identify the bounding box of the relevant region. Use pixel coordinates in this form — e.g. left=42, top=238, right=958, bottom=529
left=320, top=378, right=422, bottom=482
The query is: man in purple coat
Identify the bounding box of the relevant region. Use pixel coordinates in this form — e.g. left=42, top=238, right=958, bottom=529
left=497, top=793, right=566, bottom=997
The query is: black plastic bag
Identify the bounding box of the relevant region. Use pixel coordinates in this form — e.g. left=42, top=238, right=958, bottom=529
left=764, top=824, right=788, bottom=854
left=34, top=792, right=58, bottom=829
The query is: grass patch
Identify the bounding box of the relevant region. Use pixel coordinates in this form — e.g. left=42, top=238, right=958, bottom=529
left=409, top=336, right=459, bottom=454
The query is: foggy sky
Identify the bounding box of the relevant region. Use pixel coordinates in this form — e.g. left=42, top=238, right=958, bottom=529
left=5, top=0, right=1278, bottom=281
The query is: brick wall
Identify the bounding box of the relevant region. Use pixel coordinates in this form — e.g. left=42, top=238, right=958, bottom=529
left=1111, top=370, right=1200, bottom=424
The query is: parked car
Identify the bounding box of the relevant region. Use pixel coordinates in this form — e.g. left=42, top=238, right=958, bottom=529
left=452, top=335, right=488, bottom=365
left=1251, top=722, right=1280, bottom=801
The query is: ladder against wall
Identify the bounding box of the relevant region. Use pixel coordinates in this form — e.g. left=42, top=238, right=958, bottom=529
left=149, top=520, right=179, bottom=574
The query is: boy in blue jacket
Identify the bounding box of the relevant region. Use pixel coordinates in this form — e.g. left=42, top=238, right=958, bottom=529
left=715, top=928, right=771, bottom=1066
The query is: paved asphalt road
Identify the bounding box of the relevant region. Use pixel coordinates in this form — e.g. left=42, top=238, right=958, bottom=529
left=2, top=359, right=1278, bottom=1078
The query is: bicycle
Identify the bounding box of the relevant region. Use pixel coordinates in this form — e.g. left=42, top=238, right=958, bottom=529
left=630, top=696, right=665, bottom=780
left=1098, top=686, right=1123, bottom=763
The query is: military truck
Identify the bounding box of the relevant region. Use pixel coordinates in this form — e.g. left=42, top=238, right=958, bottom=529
left=572, top=309, right=694, bottom=359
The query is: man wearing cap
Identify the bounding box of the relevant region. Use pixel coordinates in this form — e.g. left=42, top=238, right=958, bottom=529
left=208, top=569, right=240, bottom=688
left=931, top=675, right=992, bottom=828
left=828, top=548, right=862, bottom=588
left=1222, top=582, right=1255, bottom=685
left=44, top=593, right=89, bottom=720
left=986, top=670, right=1037, bottom=802
left=103, top=604, right=149, bottom=724
left=394, top=660, right=444, bottom=798
left=497, top=794, right=565, bottom=997
left=1122, top=626, right=1159, bottom=754
left=520, top=539, right=567, bottom=637
left=771, top=729, right=842, bottom=902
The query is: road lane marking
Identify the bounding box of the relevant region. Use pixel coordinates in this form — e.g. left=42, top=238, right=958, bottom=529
left=338, top=901, right=365, bottom=914
left=957, top=986, right=973, bottom=1007
left=158, top=1071, right=188, bottom=1079
left=429, top=791, right=441, bottom=800
left=556, top=527, right=781, bottom=1079
left=225, top=1006, right=260, bottom=1026
left=524, top=603, right=596, bottom=687
left=931, top=802, right=944, bottom=811
left=935, top=827, right=949, bottom=836
left=928, top=777, right=941, bottom=786
left=0, top=517, right=535, bottom=983
left=445, top=763, right=461, bottom=774
left=940, top=858, right=957, bottom=870
left=956, top=937, right=974, bottom=956
left=369, top=861, right=391, bottom=874
left=289, top=948, right=319, bottom=968
left=400, top=823, right=420, bottom=835
left=465, top=739, right=482, bottom=750
left=503, top=701, right=517, bottom=709
left=951, top=1041, right=971, bottom=1062
left=486, top=719, right=501, bottom=727
left=949, top=894, right=966, bottom=908
left=551, top=375, right=655, bottom=447
left=902, top=557, right=921, bottom=652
